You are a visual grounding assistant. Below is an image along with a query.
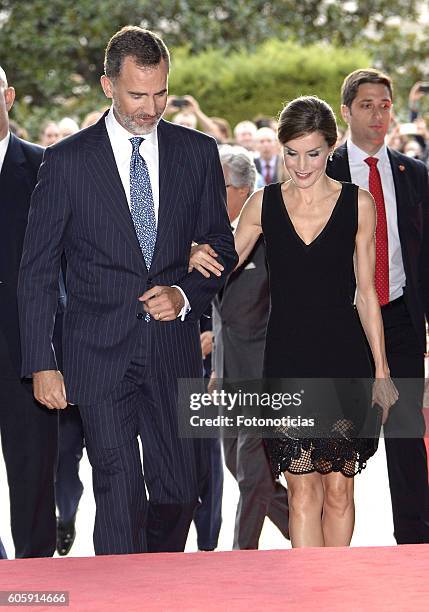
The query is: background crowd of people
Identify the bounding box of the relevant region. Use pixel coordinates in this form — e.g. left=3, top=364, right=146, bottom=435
left=9, top=82, right=429, bottom=171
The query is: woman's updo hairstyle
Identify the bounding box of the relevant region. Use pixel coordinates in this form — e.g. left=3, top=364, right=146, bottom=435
left=277, top=96, right=337, bottom=148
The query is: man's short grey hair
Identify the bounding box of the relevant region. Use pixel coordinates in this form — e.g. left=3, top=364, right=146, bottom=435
left=255, top=126, right=276, bottom=142
left=0, top=66, right=7, bottom=87
left=219, top=145, right=257, bottom=193
left=233, top=120, right=257, bottom=137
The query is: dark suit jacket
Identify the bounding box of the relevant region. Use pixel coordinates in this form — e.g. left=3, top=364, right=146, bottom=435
left=255, top=155, right=287, bottom=185
left=18, top=116, right=237, bottom=404
left=212, top=236, right=269, bottom=380
left=327, top=143, right=429, bottom=353
left=0, top=133, right=43, bottom=376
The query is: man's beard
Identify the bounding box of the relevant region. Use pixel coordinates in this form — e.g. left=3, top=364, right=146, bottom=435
left=113, top=102, right=162, bottom=135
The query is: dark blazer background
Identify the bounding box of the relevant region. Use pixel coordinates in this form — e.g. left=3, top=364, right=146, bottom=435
left=254, top=156, right=287, bottom=185
left=212, top=236, right=289, bottom=549
left=212, top=236, right=269, bottom=380
left=0, top=133, right=57, bottom=558
left=327, top=141, right=429, bottom=544
left=18, top=117, right=237, bottom=405
left=327, top=143, right=429, bottom=353
left=0, top=134, right=43, bottom=375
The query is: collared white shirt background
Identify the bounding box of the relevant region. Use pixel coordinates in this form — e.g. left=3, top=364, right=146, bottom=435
left=347, top=139, right=406, bottom=302
left=105, top=108, right=160, bottom=220
left=0, top=131, right=10, bottom=174
left=105, top=109, right=190, bottom=318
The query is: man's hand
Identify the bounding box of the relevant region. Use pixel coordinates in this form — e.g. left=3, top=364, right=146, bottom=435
left=164, top=95, right=181, bottom=115
left=188, top=244, right=223, bottom=278
left=200, top=331, right=214, bottom=358
left=138, top=286, right=184, bottom=321
left=182, top=95, right=200, bottom=113
left=33, top=370, right=68, bottom=409
left=409, top=81, right=426, bottom=108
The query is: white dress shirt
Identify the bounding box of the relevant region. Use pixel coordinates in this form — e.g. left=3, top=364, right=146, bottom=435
left=105, top=109, right=190, bottom=318
left=105, top=108, right=160, bottom=218
left=347, top=139, right=406, bottom=302
left=0, top=131, right=10, bottom=174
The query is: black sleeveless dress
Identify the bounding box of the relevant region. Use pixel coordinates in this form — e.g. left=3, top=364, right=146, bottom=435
left=262, top=182, right=380, bottom=478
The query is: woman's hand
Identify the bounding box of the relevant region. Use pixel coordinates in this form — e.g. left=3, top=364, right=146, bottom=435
left=372, top=376, right=399, bottom=425
left=188, top=244, right=223, bottom=278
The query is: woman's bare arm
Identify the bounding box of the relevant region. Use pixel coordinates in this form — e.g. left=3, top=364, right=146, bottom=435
left=354, top=188, right=398, bottom=416
left=189, top=189, right=263, bottom=275
left=233, top=189, right=263, bottom=269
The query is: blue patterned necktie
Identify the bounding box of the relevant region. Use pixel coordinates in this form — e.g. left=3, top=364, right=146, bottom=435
left=129, top=136, right=157, bottom=321
left=129, top=136, right=157, bottom=269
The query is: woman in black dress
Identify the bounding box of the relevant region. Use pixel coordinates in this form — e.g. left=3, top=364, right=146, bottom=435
left=190, top=96, right=398, bottom=548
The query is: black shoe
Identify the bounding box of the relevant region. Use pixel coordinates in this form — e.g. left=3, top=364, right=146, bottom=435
left=56, top=517, right=76, bottom=556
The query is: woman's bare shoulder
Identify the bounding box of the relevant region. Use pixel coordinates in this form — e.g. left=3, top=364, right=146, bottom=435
left=356, top=186, right=376, bottom=229
left=241, top=187, right=265, bottom=215
left=247, top=187, right=265, bottom=205
left=357, top=186, right=375, bottom=210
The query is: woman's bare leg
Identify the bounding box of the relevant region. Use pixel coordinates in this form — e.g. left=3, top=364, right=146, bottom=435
left=322, top=472, right=355, bottom=546
left=284, top=471, right=324, bottom=547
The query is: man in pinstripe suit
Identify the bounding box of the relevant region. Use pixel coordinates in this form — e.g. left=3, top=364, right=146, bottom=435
left=18, top=26, right=237, bottom=555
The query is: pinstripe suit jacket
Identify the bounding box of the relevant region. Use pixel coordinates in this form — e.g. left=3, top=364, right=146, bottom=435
left=18, top=116, right=237, bottom=404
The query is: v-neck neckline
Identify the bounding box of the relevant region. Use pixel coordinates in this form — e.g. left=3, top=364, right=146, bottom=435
left=278, top=182, right=344, bottom=249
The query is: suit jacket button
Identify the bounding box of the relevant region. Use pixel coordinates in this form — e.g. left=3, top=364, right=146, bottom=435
left=136, top=312, right=144, bottom=320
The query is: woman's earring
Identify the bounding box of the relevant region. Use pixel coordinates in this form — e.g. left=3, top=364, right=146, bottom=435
left=329, top=152, right=334, bottom=162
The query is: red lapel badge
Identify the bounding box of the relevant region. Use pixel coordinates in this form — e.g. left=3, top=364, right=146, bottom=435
left=399, top=165, right=405, bottom=172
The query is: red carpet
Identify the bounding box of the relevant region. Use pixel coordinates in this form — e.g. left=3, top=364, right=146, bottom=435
left=0, top=546, right=428, bottom=611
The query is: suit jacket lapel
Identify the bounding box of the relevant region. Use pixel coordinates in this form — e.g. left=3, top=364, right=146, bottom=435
left=150, top=119, right=185, bottom=270
left=0, top=134, right=33, bottom=195
left=84, top=114, right=146, bottom=271
left=328, top=143, right=352, bottom=182
left=388, top=148, right=410, bottom=216
left=387, top=147, right=413, bottom=263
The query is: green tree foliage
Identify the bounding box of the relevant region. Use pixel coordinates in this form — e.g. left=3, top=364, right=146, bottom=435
left=169, top=41, right=370, bottom=130
left=0, top=0, right=427, bottom=135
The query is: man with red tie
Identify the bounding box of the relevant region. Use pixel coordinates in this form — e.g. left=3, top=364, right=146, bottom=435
left=254, top=127, right=287, bottom=185
left=327, top=69, right=429, bottom=544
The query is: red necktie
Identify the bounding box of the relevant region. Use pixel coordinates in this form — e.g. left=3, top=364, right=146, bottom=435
left=264, top=162, right=272, bottom=185
left=364, top=157, right=389, bottom=306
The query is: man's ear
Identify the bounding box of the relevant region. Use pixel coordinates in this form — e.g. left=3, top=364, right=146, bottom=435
left=340, top=104, right=350, bottom=125
left=100, top=75, right=113, bottom=99
left=4, top=86, right=15, bottom=112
